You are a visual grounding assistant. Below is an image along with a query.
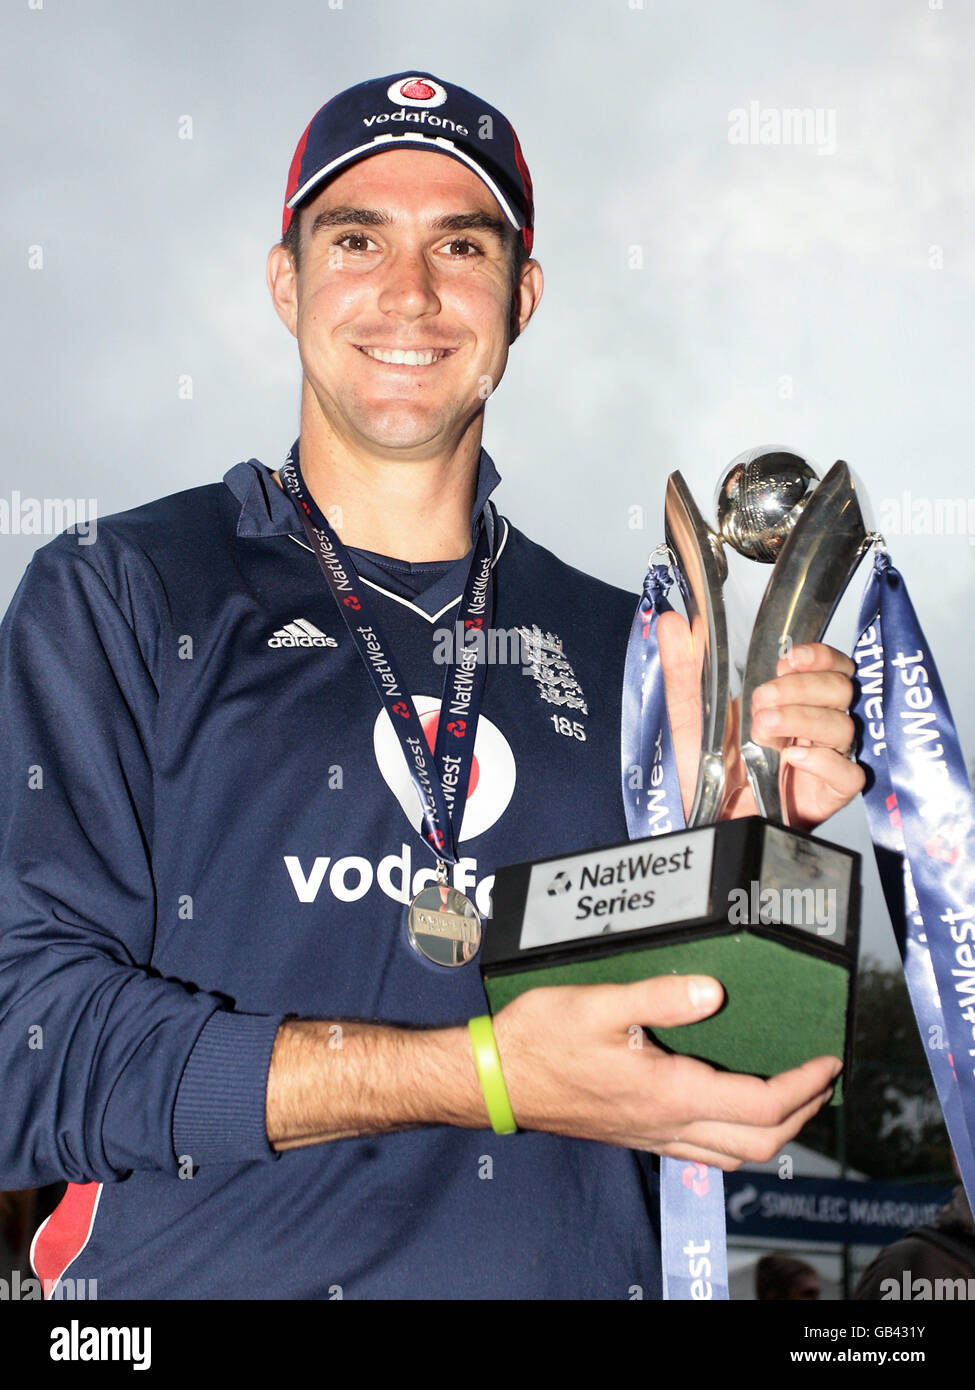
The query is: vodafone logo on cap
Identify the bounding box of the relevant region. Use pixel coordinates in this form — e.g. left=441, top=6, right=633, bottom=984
left=387, top=76, right=447, bottom=109
left=374, top=697, right=515, bottom=841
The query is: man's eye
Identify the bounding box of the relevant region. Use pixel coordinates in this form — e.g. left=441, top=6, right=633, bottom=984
left=445, top=238, right=481, bottom=257
left=336, top=232, right=375, bottom=252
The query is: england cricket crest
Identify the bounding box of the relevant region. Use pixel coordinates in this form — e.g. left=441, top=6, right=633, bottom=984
left=516, top=625, right=589, bottom=714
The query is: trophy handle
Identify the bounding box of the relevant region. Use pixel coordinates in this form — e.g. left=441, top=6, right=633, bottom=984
left=664, top=471, right=731, bottom=828
left=740, top=461, right=870, bottom=823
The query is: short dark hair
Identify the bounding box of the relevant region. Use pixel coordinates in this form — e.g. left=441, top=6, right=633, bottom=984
left=281, top=211, right=302, bottom=270
left=755, top=1253, right=818, bottom=1300
left=279, top=208, right=531, bottom=342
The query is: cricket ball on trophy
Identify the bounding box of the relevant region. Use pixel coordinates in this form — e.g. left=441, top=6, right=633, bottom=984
left=714, top=447, right=820, bottom=563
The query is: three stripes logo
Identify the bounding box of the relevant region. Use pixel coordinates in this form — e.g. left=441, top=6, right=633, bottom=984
left=268, top=618, right=338, bottom=650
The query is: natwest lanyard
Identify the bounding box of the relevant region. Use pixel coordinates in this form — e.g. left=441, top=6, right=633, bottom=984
left=278, top=442, right=496, bottom=878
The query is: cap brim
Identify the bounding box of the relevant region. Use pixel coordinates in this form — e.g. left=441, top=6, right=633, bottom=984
left=286, top=132, right=527, bottom=231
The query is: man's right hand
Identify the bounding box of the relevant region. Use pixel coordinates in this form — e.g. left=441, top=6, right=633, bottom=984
left=490, top=974, right=841, bottom=1169
left=265, top=974, right=840, bottom=1159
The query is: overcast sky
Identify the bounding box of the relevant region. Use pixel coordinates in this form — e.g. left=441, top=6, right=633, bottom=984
left=3, top=0, right=973, bottom=966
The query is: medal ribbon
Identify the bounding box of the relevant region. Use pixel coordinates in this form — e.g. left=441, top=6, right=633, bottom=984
left=279, top=442, right=496, bottom=866
left=852, top=547, right=975, bottom=1205
left=622, top=558, right=729, bottom=1302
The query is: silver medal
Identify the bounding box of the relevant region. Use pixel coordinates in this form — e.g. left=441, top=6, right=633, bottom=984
left=407, top=878, right=482, bottom=968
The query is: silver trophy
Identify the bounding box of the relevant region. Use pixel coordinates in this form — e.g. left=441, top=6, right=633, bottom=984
left=665, top=447, right=870, bottom=829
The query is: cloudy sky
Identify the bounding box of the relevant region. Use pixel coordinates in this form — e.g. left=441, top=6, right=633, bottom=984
left=3, top=0, right=973, bottom=966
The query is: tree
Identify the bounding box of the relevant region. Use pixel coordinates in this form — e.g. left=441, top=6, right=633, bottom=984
left=800, top=958, right=952, bottom=1180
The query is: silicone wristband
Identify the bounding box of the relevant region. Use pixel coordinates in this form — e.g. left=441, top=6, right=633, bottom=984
left=468, top=1015, right=518, bottom=1135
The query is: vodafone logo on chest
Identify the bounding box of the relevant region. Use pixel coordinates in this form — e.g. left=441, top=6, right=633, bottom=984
left=282, top=698, right=516, bottom=918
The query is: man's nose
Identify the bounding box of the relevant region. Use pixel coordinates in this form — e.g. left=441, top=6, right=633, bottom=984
left=376, top=248, right=442, bottom=319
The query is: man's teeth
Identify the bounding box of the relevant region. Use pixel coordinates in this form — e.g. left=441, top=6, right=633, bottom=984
left=359, top=347, right=448, bottom=366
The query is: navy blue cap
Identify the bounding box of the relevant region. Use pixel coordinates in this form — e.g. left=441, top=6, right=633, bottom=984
left=282, top=71, right=534, bottom=254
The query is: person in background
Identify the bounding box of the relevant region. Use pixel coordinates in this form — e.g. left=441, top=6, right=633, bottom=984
left=756, top=1252, right=822, bottom=1300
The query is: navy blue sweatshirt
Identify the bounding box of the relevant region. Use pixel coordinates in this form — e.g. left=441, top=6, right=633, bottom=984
left=0, top=448, right=662, bottom=1299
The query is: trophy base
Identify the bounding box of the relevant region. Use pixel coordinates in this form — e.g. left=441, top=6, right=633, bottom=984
left=481, top=818, right=859, bottom=1101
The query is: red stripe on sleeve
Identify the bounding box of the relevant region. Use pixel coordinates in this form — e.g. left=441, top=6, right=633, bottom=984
left=31, top=1181, right=102, bottom=1295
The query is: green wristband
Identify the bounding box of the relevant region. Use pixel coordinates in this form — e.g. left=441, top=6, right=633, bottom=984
left=468, top=1015, right=518, bottom=1135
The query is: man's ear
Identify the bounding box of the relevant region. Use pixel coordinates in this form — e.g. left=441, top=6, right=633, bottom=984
left=267, top=242, right=299, bottom=338
left=509, top=258, right=544, bottom=345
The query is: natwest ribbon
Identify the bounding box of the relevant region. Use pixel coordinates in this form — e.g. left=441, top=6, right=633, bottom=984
left=622, top=553, right=730, bottom=1302
left=624, top=534, right=975, bottom=1298
left=621, top=560, right=684, bottom=841
left=852, top=546, right=975, bottom=1206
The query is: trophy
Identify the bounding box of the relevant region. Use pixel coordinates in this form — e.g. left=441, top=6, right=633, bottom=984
left=480, top=448, right=870, bottom=1090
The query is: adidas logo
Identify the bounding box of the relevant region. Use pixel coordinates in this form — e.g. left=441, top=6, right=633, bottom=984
left=268, top=618, right=338, bottom=650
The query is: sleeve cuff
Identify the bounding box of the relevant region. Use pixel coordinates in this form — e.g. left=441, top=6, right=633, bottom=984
left=172, top=1010, right=284, bottom=1166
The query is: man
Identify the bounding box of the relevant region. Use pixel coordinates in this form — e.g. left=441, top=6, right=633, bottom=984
left=854, top=1167, right=975, bottom=1300
left=0, top=72, right=861, bottom=1299
left=755, top=1253, right=822, bottom=1300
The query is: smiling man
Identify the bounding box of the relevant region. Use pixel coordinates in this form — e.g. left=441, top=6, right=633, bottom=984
left=265, top=144, right=539, bottom=562
left=0, top=71, right=861, bottom=1300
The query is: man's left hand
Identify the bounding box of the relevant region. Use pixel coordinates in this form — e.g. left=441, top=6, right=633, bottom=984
left=658, top=610, right=864, bottom=832
left=732, top=640, right=864, bottom=831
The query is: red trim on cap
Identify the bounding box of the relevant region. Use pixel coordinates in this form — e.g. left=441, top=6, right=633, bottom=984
left=282, top=107, right=325, bottom=238
left=508, top=124, right=534, bottom=256
left=31, top=1181, right=102, bottom=1296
